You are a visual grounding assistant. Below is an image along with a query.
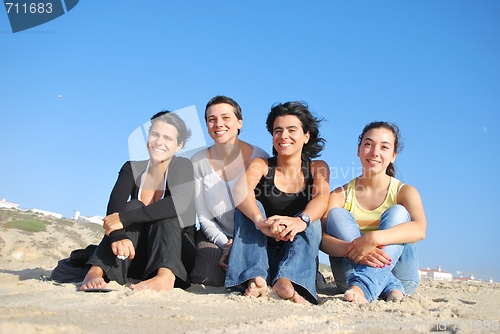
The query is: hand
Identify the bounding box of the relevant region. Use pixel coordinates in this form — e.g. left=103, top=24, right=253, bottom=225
left=269, top=215, right=307, bottom=242
left=111, top=239, right=135, bottom=260
left=345, top=232, right=387, bottom=264
left=103, top=212, right=124, bottom=236
left=218, top=239, right=233, bottom=271
left=254, top=218, right=277, bottom=238
left=357, top=246, right=392, bottom=268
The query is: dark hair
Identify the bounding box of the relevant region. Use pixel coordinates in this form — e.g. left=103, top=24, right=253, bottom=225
left=204, top=95, right=243, bottom=135
left=358, top=121, right=403, bottom=177
left=150, top=110, right=192, bottom=148
left=266, top=101, right=325, bottom=160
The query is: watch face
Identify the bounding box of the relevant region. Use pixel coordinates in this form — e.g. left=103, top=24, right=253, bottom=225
left=301, top=214, right=310, bottom=224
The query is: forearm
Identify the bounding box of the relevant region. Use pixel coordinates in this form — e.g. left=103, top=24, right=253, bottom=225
left=320, top=233, right=349, bottom=257
left=372, top=221, right=426, bottom=245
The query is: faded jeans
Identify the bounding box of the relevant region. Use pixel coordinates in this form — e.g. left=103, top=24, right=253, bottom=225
left=324, top=205, right=420, bottom=301
left=225, top=201, right=322, bottom=304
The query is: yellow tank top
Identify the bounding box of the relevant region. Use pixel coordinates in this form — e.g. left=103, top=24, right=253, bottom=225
left=343, top=177, right=402, bottom=234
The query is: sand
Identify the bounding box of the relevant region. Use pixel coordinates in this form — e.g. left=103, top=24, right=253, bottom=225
left=1, top=209, right=499, bottom=334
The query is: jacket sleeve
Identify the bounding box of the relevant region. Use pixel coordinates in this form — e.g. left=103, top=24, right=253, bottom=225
left=106, top=162, right=135, bottom=216
left=118, top=157, right=195, bottom=227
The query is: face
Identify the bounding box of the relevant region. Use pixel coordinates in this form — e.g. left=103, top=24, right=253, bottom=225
left=147, top=120, right=183, bottom=163
left=357, top=127, right=397, bottom=175
left=206, top=103, right=242, bottom=144
left=272, top=115, right=310, bottom=157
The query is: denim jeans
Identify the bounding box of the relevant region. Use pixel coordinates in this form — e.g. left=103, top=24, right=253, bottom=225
left=225, top=201, right=322, bottom=304
left=324, top=205, right=420, bottom=302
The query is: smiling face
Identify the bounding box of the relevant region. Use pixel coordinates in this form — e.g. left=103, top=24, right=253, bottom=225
left=357, top=127, right=397, bottom=176
left=147, top=120, right=183, bottom=164
left=272, top=115, right=310, bottom=158
left=206, top=103, right=242, bottom=144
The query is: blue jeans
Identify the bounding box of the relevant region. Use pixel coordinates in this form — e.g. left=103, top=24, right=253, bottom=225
left=325, top=205, right=420, bottom=302
left=225, top=201, right=322, bottom=304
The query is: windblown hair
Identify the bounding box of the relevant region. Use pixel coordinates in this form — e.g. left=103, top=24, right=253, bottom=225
left=266, top=101, right=325, bottom=161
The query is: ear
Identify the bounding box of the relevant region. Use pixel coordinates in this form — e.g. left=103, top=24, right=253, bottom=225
left=304, top=131, right=310, bottom=144
left=237, top=119, right=243, bottom=130
left=391, top=152, right=397, bottom=163
left=176, top=142, right=184, bottom=153
left=357, top=145, right=360, bottom=157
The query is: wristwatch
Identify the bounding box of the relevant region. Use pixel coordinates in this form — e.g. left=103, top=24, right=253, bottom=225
left=298, top=213, right=311, bottom=227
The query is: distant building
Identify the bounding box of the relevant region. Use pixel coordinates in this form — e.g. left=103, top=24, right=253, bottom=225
left=77, top=215, right=103, bottom=225
left=0, top=198, right=20, bottom=210
left=26, top=208, right=63, bottom=219
left=419, top=266, right=453, bottom=281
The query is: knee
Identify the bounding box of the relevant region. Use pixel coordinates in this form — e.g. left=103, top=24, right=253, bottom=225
left=325, top=207, right=352, bottom=236
left=380, top=205, right=410, bottom=229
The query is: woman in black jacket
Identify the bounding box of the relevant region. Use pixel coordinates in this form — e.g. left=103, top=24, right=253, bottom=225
left=81, top=111, right=196, bottom=291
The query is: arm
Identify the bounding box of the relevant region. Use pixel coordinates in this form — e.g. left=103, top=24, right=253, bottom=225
left=192, top=157, right=230, bottom=248
left=116, top=158, right=195, bottom=228
left=320, top=186, right=351, bottom=257
left=273, top=160, right=331, bottom=241
left=320, top=185, right=392, bottom=267
left=233, top=158, right=275, bottom=237
left=345, top=184, right=426, bottom=263
left=367, top=184, right=426, bottom=245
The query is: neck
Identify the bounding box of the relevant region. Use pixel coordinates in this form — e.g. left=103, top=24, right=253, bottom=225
left=149, top=158, right=171, bottom=175
left=276, top=153, right=302, bottom=174
left=212, top=138, right=241, bottom=160
left=357, top=170, right=390, bottom=188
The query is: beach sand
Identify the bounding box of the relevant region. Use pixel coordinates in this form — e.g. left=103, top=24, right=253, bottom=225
left=1, top=209, right=499, bottom=333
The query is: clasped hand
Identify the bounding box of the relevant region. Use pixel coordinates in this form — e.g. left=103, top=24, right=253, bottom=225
left=344, top=232, right=392, bottom=268
left=256, top=215, right=307, bottom=242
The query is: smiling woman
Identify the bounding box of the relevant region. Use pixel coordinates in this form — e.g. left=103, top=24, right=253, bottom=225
left=225, top=101, right=330, bottom=305
left=320, top=121, right=427, bottom=303
left=80, top=111, right=197, bottom=292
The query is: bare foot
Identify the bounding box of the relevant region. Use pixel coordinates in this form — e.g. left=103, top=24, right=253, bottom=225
left=80, top=266, right=107, bottom=291
left=130, top=268, right=176, bottom=291
left=244, top=276, right=268, bottom=298
left=273, top=278, right=306, bottom=304
left=344, top=285, right=368, bottom=303
left=386, top=289, right=404, bottom=302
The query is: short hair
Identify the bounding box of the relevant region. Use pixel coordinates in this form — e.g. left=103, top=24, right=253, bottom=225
left=150, top=110, right=191, bottom=148
left=204, top=96, right=243, bottom=135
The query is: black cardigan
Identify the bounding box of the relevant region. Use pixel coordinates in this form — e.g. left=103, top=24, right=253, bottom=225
left=107, top=156, right=196, bottom=229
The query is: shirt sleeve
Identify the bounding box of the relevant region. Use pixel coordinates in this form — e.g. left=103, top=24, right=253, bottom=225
left=118, top=157, right=195, bottom=228
left=192, top=153, right=229, bottom=249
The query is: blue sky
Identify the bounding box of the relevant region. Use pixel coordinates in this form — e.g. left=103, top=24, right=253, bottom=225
left=1, top=1, right=499, bottom=281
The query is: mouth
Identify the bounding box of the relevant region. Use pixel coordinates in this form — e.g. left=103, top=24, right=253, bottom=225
left=279, top=143, right=292, bottom=147
left=214, top=130, right=228, bottom=136
left=151, top=147, right=167, bottom=153
left=367, top=159, right=380, bottom=165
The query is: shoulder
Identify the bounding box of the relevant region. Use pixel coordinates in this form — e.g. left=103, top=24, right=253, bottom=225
left=190, top=148, right=208, bottom=163
left=310, top=159, right=330, bottom=176
left=127, top=160, right=148, bottom=173
left=171, top=156, right=193, bottom=168
left=247, top=157, right=269, bottom=175
left=397, top=183, right=422, bottom=204
left=249, top=144, right=270, bottom=159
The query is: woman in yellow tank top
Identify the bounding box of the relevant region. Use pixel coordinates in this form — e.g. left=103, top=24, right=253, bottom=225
left=320, top=121, right=426, bottom=303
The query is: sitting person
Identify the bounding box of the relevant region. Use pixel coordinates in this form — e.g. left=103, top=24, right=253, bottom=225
left=225, top=101, right=330, bottom=304
left=321, top=121, right=426, bottom=303
left=81, top=111, right=196, bottom=291
left=190, top=96, right=268, bottom=286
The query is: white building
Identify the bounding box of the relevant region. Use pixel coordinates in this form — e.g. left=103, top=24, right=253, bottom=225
left=27, top=208, right=63, bottom=219
left=0, top=198, right=19, bottom=210
left=419, top=266, right=453, bottom=281
left=77, top=215, right=104, bottom=225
